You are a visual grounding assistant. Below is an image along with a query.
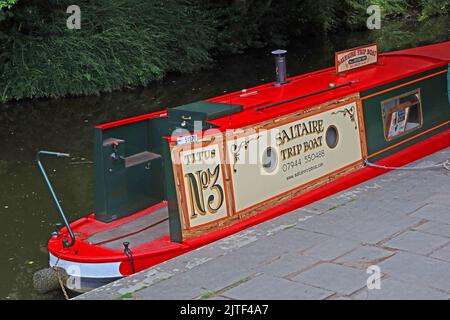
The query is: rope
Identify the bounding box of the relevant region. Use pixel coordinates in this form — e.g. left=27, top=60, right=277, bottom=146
left=52, top=249, right=69, bottom=300
left=53, top=266, right=70, bottom=300
left=364, top=158, right=450, bottom=171
left=123, top=243, right=136, bottom=274
left=125, top=250, right=136, bottom=274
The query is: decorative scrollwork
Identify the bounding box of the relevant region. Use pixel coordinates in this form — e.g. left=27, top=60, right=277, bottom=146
left=332, top=106, right=357, bottom=130
left=231, top=135, right=261, bottom=173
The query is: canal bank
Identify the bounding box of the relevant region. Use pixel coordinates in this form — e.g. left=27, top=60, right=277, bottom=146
left=77, top=147, right=450, bottom=300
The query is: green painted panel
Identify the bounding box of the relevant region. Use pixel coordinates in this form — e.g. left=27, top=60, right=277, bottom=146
left=362, top=68, right=450, bottom=161
left=361, top=66, right=447, bottom=97
left=167, top=101, right=242, bottom=134
left=170, top=101, right=242, bottom=121
left=162, top=138, right=182, bottom=243
left=94, top=118, right=166, bottom=222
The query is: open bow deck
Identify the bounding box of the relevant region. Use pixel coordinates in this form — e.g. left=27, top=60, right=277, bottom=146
left=45, top=42, right=450, bottom=291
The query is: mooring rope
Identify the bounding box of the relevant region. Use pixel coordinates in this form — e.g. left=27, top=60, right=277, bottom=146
left=53, top=266, right=70, bottom=300
left=364, top=158, right=450, bottom=171
left=52, top=249, right=69, bottom=300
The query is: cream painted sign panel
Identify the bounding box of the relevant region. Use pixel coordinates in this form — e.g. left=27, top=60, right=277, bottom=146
left=336, top=44, right=378, bottom=73
left=179, top=144, right=229, bottom=228
left=227, top=101, right=363, bottom=212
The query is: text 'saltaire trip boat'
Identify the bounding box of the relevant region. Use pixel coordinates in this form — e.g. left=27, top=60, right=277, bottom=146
left=38, top=42, right=450, bottom=291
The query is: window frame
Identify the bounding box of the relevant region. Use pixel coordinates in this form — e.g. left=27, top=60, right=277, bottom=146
left=381, top=88, right=424, bottom=142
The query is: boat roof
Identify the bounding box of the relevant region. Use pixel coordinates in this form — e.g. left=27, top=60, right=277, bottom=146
left=96, top=41, right=450, bottom=133
left=205, top=41, right=450, bottom=130
left=384, top=41, right=450, bottom=62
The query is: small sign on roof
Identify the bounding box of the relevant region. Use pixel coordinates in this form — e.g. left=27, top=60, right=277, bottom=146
left=335, top=44, right=378, bottom=73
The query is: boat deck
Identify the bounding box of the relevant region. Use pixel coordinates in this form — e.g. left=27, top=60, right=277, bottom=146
left=85, top=206, right=169, bottom=251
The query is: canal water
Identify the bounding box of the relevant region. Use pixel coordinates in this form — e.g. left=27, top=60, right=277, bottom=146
left=0, top=18, right=448, bottom=299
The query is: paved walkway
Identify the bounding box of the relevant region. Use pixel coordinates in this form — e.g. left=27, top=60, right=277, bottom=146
left=78, top=148, right=450, bottom=300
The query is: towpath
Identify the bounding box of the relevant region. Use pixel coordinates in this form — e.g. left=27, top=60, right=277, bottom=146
left=77, top=147, right=450, bottom=300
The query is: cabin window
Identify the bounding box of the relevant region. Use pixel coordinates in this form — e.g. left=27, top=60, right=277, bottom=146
left=381, top=89, right=423, bottom=141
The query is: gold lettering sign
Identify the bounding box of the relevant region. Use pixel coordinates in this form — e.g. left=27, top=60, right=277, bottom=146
left=179, top=144, right=229, bottom=228
left=170, top=95, right=366, bottom=239
left=227, top=100, right=364, bottom=213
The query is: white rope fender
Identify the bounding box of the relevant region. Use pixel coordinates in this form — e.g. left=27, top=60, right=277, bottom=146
left=364, top=158, right=450, bottom=171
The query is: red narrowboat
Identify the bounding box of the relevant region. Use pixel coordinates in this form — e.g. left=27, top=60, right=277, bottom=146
left=38, top=42, right=450, bottom=292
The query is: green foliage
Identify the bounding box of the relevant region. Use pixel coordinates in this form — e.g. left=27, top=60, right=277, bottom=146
left=343, top=0, right=450, bottom=28
left=420, top=0, right=450, bottom=20
left=0, top=0, right=16, bottom=22
left=0, top=0, right=449, bottom=102
left=0, top=0, right=17, bottom=10
left=203, top=0, right=346, bottom=53
left=368, top=16, right=450, bottom=51
left=343, top=0, right=410, bottom=28
left=1, top=0, right=214, bottom=102
left=374, top=0, right=409, bottom=17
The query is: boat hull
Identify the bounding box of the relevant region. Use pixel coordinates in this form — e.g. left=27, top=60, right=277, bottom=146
left=46, top=41, right=450, bottom=292
left=49, top=253, right=122, bottom=293
left=49, top=127, right=450, bottom=291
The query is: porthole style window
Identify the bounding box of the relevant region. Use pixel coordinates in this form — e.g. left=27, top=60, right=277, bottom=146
left=262, top=147, right=278, bottom=174
left=325, top=125, right=339, bottom=149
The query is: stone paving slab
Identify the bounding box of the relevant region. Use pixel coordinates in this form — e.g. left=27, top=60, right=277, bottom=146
left=300, top=237, right=360, bottom=261
left=411, top=204, right=450, bottom=224
left=383, top=231, right=449, bottom=255
left=291, top=263, right=369, bottom=296
left=352, top=277, right=448, bottom=300
left=431, top=243, right=450, bottom=263
left=379, top=252, right=450, bottom=292
left=222, top=274, right=334, bottom=300
left=334, top=246, right=395, bottom=269
left=425, top=193, right=450, bottom=206
left=77, top=147, right=450, bottom=300
left=255, top=254, right=320, bottom=278
left=413, top=221, right=450, bottom=238
left=295, top=213, right=422, bottom=245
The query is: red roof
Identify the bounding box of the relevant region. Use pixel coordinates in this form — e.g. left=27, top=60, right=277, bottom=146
left=384, top=41, right=450, bottom=62
left=207, top=41, right=450, bottom=130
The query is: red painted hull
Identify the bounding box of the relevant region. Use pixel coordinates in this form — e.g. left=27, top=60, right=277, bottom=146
left=48, top=127, right=450, bottom=280
left=48, top=41, right=450, bottom=290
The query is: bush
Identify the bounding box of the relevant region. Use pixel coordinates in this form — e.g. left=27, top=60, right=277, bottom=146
left=420, top=0, right=450, bottom=20
left=0, top=0, right=17, bottom=10
left=0, top=0, right=449, bottom=102
left=0, top=0, right=215, bottom=102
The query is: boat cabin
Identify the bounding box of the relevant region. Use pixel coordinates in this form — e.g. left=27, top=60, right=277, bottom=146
left=45, top=42, right=450, bottom=290
left=93, top=42, right=450, bottom=243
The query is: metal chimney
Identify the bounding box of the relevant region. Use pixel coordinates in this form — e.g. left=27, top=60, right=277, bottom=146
left=272, top=49, right=288, bottom=86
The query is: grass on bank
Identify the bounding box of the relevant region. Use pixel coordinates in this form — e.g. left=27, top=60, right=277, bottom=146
left=0, top=0, right=448, bottom=103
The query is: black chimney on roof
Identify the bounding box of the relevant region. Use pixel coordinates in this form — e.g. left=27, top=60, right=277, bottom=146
left=272, top=49, right=288, bottom=86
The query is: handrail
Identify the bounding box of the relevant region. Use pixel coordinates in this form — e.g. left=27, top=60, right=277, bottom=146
left=37, top=151, right=75, bottom=248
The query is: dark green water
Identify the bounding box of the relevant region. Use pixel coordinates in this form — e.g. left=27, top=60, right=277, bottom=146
left=0, top=18, right=448, bottom=299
